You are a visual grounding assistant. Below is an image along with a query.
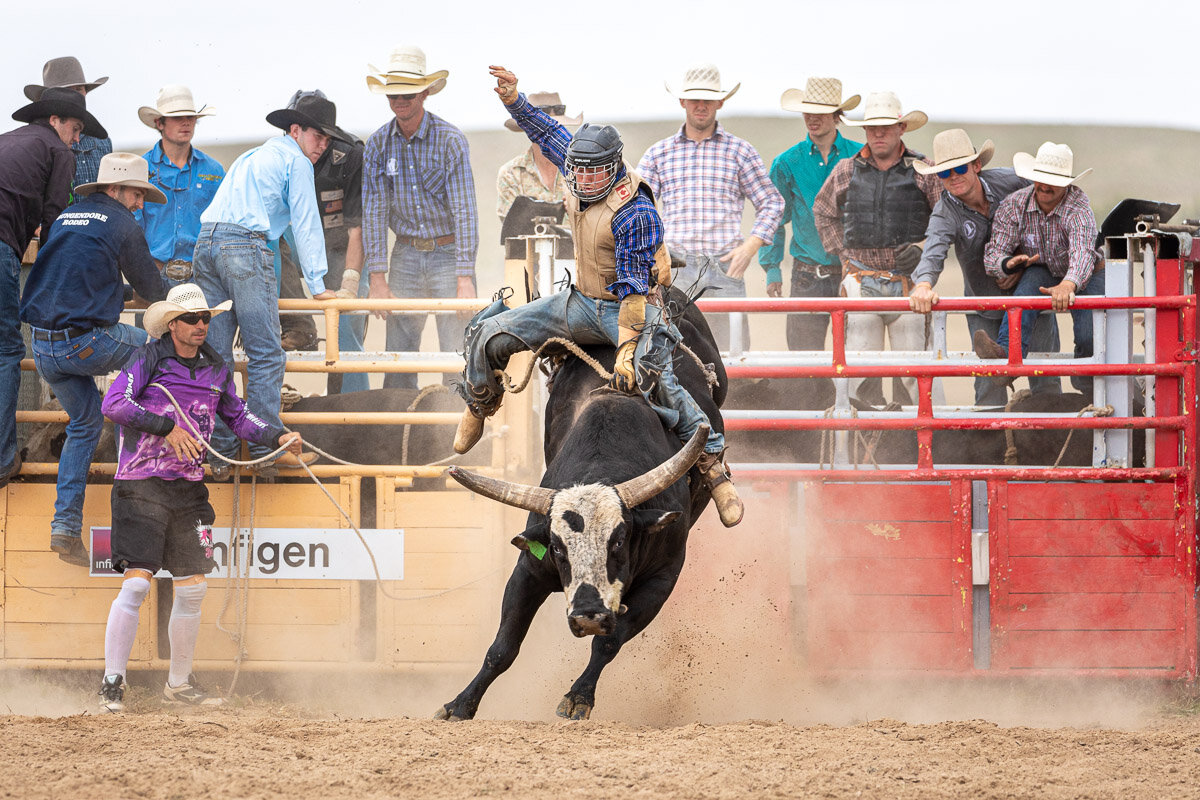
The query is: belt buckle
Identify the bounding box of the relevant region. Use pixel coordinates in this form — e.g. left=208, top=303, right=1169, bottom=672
left=414, top=237, right=436, bottom=252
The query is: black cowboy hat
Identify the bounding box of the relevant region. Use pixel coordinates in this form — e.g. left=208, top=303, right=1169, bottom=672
left=12, top=87, right=107, bottom=139
left=266, top=92, right=352, bottom=143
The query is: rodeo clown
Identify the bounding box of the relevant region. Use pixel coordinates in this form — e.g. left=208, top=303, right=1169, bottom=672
left=452, top=65, right=742, bottom=527
left=96, top=284, right=307, bottom=712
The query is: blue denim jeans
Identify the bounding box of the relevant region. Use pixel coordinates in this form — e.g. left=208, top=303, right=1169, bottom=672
left=32, top=322, right=147, bottom=536
left=193, top=222, right=285, bottom=459
left=0, top=243, right=23, bottom=474
left=967, top=312, right=1061, bottom=404
left=996, top=265, right=1105, bottom=394
left=461, top=288, right=724, bottom=454
left=671, top=249, right=749, bottom=351
left=383, top=243, right=461, bottom=390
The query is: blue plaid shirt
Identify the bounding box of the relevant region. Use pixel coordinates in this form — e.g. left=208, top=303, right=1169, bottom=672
left=69, top=134, right=112, bottom=205
left=362, top=110, right=478, bottom=277
left=505, top=93, right=662, bottom=299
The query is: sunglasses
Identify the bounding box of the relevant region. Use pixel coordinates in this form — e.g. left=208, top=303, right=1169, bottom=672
left=936, top=163, right=971, bottom=179
left=175, top=311, right=212, bottom=325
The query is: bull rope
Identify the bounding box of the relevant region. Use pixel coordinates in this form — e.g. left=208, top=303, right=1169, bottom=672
left=817, top=406, right=884, bottom=471
left=1002, top=388, right=1116, bottom=468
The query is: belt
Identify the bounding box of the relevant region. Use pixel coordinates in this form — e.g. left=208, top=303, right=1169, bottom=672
left=396, top=234, right=454, bottom=252
left=33, top=326, right=92, bottom=342
left=203, top=221, right=267, bottom=240
left=792, top=259, right=839, bottom=279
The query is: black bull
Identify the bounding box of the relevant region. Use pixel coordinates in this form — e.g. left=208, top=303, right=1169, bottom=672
left=437, top=298, right=727, bottom=721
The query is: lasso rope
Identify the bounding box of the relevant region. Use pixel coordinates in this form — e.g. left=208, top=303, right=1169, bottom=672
left=1002, top=388, right=1116, bottom=468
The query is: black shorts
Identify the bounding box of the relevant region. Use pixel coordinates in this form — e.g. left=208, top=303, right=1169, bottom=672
left=110, top=478, right=217, bottom=576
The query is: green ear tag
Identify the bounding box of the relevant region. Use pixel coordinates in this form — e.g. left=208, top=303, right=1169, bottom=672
left=527, top=541, right=547, bottom=561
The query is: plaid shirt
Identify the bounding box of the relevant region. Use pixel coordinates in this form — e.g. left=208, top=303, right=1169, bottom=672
left=812, top=145, right=942, bottom=272
left=363, top=111, right=479, bottom=277
left=984, top=184, right=1101, bottom=288
left=505, top=93, right=662, bottom=299
left=637, top=123, right=782, bottom=256
left=69, top=134, right=112, bottom=205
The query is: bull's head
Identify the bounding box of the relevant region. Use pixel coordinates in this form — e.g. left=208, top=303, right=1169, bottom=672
left=448, top=425, right=707, bottom=637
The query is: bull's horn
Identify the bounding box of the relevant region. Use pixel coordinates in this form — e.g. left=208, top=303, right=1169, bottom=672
left=614, top=424, right=709, bottom=508
left=448, top=467, right=556, bottom=515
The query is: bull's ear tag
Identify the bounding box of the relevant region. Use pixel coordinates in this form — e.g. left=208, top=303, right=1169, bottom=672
left=527, top=541, right=547, bottom=561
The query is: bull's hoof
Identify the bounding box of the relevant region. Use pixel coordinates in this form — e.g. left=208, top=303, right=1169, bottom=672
left=433, top=703, right=468, bottom=721
left=555, top=693, right=593, bottom=720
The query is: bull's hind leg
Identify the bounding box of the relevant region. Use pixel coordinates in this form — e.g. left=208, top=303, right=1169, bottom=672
left=557, top=564, right=682, bottom=720
left=434, top=562, right=552, bottom=721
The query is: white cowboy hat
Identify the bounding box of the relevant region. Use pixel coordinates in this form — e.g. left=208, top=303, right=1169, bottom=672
left=780, top=77, right=860, bottom=115
left=74, top=153, right=167, bottom=204
left=912, top=129, right=995, bottom=175
left=504, top=91, right=582, bottom=132
left=665, top=63, right=739, bottom=102
left=137, top=85, right=215, bottom=129
left=366, top=45, right=448, bottom=96
left=843, top=91, right=927, bottom=131
left=1012, top=141, right=1092, bottom=187
left=144, top=283, right=232, bottom=339
left=24, top=56, right=108, bottom=100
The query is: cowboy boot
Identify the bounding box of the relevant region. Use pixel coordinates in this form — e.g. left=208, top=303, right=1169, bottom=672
left=696, top=450, right=744, bottom=528
left=454, top=400, right=500, bottom=454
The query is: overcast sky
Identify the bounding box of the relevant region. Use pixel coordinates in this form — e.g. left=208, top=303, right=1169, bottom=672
left=5, top=0, right=1200, bottom=150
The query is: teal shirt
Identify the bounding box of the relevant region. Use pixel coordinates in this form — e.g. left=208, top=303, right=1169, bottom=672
left=759, top=131, right=860, bottom=285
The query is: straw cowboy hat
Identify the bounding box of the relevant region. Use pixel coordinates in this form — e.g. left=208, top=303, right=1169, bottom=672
left=24, top=56, right=108, bottom=100
left=1012, top=141, right=1092, bottom=187
left=366, top=45, right=448, bottom=96
left=74, top=153, right=167, bottom=204
left=780, top=77, right=860, bottom=115
left=504, top=91, right=582, bottom=132
left=12, top=87, right=107, bottom=138
left=844, top=91, right=927, bottom=131
left=912, top=129, right=994, bottom=175
left=138, top=85, right=215, bottom=129
left=266, top=90, right=353, bottom=142
left=666, top=63, right=739, bottom=102
left=144, top=283, right=232, bottom=339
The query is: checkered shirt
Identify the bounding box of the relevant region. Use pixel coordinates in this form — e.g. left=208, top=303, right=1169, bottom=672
left=983, top=184, right=1101, bottom=288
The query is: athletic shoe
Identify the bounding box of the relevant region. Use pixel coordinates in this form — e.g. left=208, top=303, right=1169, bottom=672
left=98, top=674, right=124, bottom=713
left=163, top=674, right=227, bottom=707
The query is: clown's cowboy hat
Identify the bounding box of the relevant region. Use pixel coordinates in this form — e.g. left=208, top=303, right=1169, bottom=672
left=138, top=85, right=215, bottom=129
left=780, top=77, right=860, bottom=115
left=843, top=91, right=927, bottom=131
left=912, top=128, right=994, bottom=175
left=366, top=45, right=448, bottom=96
left=144, top=283, right=232, bottom=339
left=1012, top=141, right=1092, bottom=187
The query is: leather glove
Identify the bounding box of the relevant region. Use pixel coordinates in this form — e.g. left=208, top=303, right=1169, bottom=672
left=610, top=336, right=638, bottom=393
left=893, top=242, right=923, bottom=272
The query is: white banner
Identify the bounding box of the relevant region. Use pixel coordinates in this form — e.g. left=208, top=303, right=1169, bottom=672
left=90, top=527, right=404, bottom=581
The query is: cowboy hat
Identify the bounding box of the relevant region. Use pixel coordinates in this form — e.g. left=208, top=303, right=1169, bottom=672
left=74, top=153, right=167, bottom=204
left=1013, top=141, right=1092, bottom=187
left=138, top=85, right=215, bottom=129
left=366, top=45, right=448, bottom=96
left=780, top=77, right=860, bottom=115
left=24, top=56, right=108, bottom=101
left=12, top=87, right=107, bottom=138
left=843, top=91, right=927, bottom=131
left=666, top=63, right=739, bottom=102
left=266, top=91, right=350, bottom=141
left=912, top=129, right=994, bottom=175
left=145, top=283, right=232, bottom=339
left=504, top=91, right=582, bottom=132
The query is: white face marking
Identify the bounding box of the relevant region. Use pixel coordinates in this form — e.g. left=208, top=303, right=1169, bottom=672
left=550, top=484, right=626, bottom=614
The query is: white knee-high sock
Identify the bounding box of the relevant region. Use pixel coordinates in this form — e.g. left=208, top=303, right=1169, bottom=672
left=104, top=576, right=150, bottom=678
left=168, top=581, right=207, bottom=687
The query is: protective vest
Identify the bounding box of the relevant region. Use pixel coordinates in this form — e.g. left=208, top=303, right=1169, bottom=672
left=842, top=152, right=931, bottom=250
left=566, top=167, right=671, bottom=302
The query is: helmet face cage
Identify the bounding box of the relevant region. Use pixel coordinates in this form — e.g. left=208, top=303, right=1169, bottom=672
left=564, top=155, right=622, bottom=202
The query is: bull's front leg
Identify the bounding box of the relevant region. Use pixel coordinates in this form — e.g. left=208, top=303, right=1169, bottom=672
left=435, top=561, right=553, bottom=721
left=556, top=562, right=683, bottom=720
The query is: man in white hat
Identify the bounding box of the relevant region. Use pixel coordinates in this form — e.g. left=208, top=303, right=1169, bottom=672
left=362, top=45, right=479, bottom=390
left=813, top=91, right=943, bottom=405
left=760, top=77, right=861, bottom=351
left=976, top=142, right=1104, bottom=395
left=19, top=152, right=169, bottom=567
left=192, top=96, right=337, bottom=478
left=25, top=56, right=113, bottom=200
left=136, top=85, right=224, bottom=287
left=907, top=129, right=1061, bottom=404
left=497, top=92, right=578, bottom=223
left=97, top=283, right=306, bottom=712
left=0, top=87, right=106, bottom=491
left=637, top=63, right=783, bottom=351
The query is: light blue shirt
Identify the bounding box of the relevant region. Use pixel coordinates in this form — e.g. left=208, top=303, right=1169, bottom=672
left=201, top=135, right=328, bottom=294
left=137, top=142, right=225, bottom=263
